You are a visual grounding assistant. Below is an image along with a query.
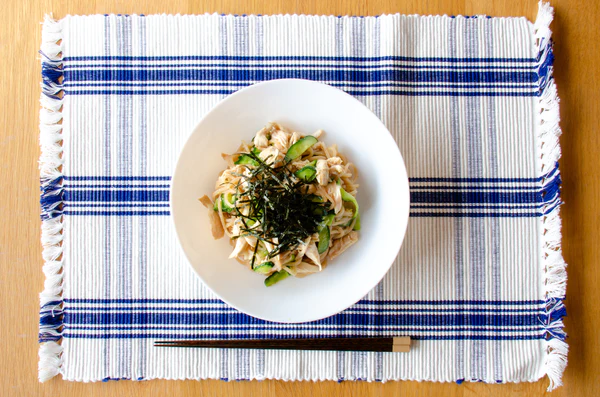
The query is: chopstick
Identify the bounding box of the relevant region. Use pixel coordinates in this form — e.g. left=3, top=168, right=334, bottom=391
left=155, top=337, right=411, bottom=353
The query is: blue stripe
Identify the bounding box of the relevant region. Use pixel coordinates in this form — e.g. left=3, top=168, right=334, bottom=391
left=64, top=176, right=171, bottom=181
left=410, top=204, right=545, bottom=210
left=61, top=333, right=545, bottom=341
left=118, top=15, right=134, bottom=378
left=63, top=63, right=535, bottom=70
left=64, top=211, right=171, bottom=216
left=65, top=69, right=537, bottom=84
left=64, top=325, right=543, bottom=333
left=410, top=212, right=543, bottom=218
left=409, top=185, right=540, bottom=190
left=102, top=14, right=112, bottom=377
left=450, top=19, right=465, bottom=380
left=465, top=17, right=487, bottom=381
left=66, top=190, right=169, bottom=201
left=64, top=184, right=171, bottom=188
left=63, top=312, right=541, bottom=327
left=410, top=191, right=542, bottom=204
left=64, top=177, right=558, bottom=191
left=64, top=189, right=546, bottom=204
left=138, top=14, right=148, bottom=379
left=64, top=210, right=549, bottom=218
left=63, top=203, right=560, bottom=218
left=64, top=298, right=546, bottom=305
left=66, top=203, right=171, bottom=207
left=63, top=199, right=561, bottom=216
left=65, top=89, right=538, bottom=97
left=65, top=306, right=541, bottom=314
left=484, top=17, right=503, bottom=382
left=64, top=81, right=538, bottom=90
left=61, top=166, right=558, bottom=183
left=63, top=55, right=536, bottom=63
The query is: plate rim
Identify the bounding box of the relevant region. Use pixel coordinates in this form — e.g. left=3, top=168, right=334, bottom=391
left=170, top=78, right=410, bottom=323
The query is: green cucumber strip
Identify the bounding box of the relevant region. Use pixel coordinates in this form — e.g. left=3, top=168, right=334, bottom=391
left=313, top=207, right=328, bottom=216
left=323, top=214, right=335, bottom=226
left=295, top=165, right=317, bottom=182
left=340, top=186, right=359, bottom=220
left=253, top=261, right=274, bottom=274
left=307, top=194, right=323, bottom=203
left=235, top=153, right=259, bottom=166
left=284, top=136, right=318, bottom=161
left=264, top=270, right=289, bottom=287
left=212, top=194, right=235, bottom=213
left=317, top=225, right=330, bottom=254
left=353, top=212, right=361, bottom=231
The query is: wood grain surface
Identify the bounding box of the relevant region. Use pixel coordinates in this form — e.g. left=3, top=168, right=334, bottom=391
left=1, top=0, right=598, bottom=395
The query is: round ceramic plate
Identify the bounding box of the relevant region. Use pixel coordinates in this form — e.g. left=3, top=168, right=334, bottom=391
left=171, top=79, right=410, bottom=323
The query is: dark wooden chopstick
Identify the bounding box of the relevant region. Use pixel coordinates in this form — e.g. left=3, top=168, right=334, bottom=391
left=155, top=337, right=411, bottom=353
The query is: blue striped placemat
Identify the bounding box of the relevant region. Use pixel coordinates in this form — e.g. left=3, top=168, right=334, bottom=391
left=38, top=2, right=567, bottom=390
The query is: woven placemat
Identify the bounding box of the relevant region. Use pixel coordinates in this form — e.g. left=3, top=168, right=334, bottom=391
left=38, top=2, right=567, bottom=390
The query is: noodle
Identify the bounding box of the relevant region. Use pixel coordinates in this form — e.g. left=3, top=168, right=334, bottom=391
left=200, top=122, right=360, bottom=286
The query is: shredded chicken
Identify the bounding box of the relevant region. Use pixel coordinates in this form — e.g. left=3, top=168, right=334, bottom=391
left=254, top=128, right=270, bottom=149
left=259, top=146, right=282, bottom=165
left=327, top=182, right=343, bottom=214
left=290, top=131, right=301, bottom=145
left=313, top=129, right=325, bottom=139
left=328, top=231, right=359, bottom=260
left=270, top=129, right=289, bottom=151
left=315, top=159, right=329, bottom=186
left=244, top=235, right=257, bottom=248
left=229, top=236, right=247, bottom=259
left=199, top=195, right=224, bottom=239
left=304, top=238, right=322, bottom=270
left=221, top=153, right=235, bottom=167
left=296, top=261, right=321, bottom=274
left=327, top=156, right=346, bottom=176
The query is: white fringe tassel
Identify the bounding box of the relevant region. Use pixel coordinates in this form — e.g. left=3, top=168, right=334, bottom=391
left=38, top=14, right=65, bottom=383
left=534, top=2, right=568, bottom=392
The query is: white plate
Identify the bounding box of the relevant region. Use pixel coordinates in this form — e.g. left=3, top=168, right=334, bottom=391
left=171, top=79, right=409, bottom=323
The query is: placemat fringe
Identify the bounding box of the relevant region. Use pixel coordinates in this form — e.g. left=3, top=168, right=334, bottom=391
left=534, top=2, right=568, bottom=392
left=38, top=14, right=65, bottom=383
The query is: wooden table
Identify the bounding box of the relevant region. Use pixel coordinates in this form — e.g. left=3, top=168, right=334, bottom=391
left=2, top=0, right=598, bottom=395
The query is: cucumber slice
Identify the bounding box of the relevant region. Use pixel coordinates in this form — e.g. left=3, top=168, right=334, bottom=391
left=317, top=225, right=330, bottom=254
left=307, top=194, right=323, bottom=203
left=212, top=193, right=236, bottom=213
left=295, top=165, right=317, bottom=182
left=313, top=207, right=329, bottom=216
left=253, top=261, right=274, bottom=274
left=257, top=246, right=269, bottom=257
left=353, top=212, right=361, bottom=231
left=264, top=270, right=289, bottom=287
left=284, top=136, right=318, bottom=161
left=322, top=214, right=335, bottom=226
left=340, top=186, right=359, bottom=221
left=235, top=153, right=259, bottom=166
